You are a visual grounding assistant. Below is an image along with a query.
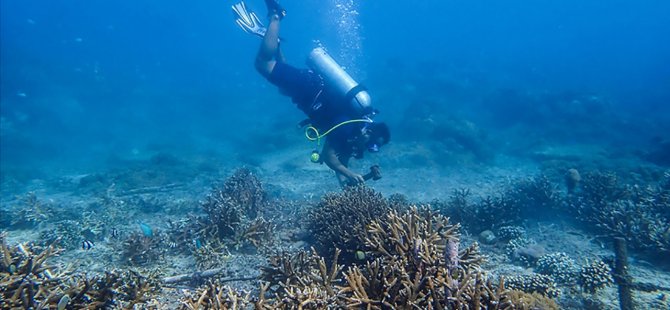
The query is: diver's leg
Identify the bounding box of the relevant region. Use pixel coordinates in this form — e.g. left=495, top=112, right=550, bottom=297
left=255, top=14, right=281, bottom=78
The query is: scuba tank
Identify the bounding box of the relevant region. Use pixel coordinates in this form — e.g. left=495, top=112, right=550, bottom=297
left=306, top=47, right=372, bottom=117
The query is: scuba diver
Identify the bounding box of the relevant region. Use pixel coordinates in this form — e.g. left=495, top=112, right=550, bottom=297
left=232, top=0, right=390, bottom=187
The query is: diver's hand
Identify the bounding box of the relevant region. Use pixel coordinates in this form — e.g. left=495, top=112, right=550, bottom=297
left=348, top=173, right=365, bottom=185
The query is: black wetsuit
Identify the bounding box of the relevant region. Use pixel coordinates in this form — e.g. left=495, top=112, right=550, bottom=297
left=268, top=61, right=364, bottom=155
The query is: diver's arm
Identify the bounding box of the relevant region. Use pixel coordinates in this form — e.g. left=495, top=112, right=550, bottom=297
left=322, top=141, right=364, bottom=184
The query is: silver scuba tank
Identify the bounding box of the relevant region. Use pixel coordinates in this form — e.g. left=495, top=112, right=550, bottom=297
left=306, top=47, right=372, bottom=116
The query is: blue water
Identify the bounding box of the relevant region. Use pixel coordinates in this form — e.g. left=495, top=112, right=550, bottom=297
left=1, top=0, right=669, bottom=175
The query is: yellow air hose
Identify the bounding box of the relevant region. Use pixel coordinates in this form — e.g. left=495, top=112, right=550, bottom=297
left=305, top=119, right=373, bottom=163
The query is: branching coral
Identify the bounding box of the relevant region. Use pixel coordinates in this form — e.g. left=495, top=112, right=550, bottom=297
left=180, top=281, right=251, bottom=310
left=435, top=176, right=559, bottom=234
left=9, top=192, right=55, bottom=228
left=336, top=206, right=500, bottom=309
left=118, top=231, right=168, bottom=266
left=1, top=234, right=161, bottom=308
left=65, top=269, right=161, bottom=308
left=0, top=234, right=68, bottom=309
left=307, top=185, right=391, bottom=259
left=197, top=168, right=275, bottom=251
left=256, top=248, right=344, bottom=308
left=567, top=171, right=670, bottom=255
left=193, top=239, right=231, bottom=270
left=501, top=175, right=560, bottom=218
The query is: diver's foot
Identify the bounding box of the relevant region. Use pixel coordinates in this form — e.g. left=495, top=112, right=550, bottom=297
left=265, top=0, right=286, bottom=19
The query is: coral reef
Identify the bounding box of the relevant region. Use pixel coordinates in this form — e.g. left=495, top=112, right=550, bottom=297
left=306, top=185, right=391, bottom=259
left=505, top=238, right=544, bottom=266
left=507, top=290, right=560, bottom=310
left=535, top=252, right=579, bottom=285
left=7, top=192, right=55, bottom=228
left=436, top=176, right=560, bottom=234
left=257, top=248, right=343, bottom=308
left=64, top=269, right=162, bottom=308
left=339, top=207, right=499, bottom=308
left=0, top=235, right=67, bottom=309
left=197, top=168, right=275, bottom=251
left=497, top=226, right=526, bottom=242
left=192, top=239, right=232, bottom=270
left=501, top=175, right=560, bottom=219
left=578, top=259, right=613, bottom=294
left=1, top=234, right=160, bottom=308
left=504, top=273, right=560, bottom=298
left=567, top=171, right=670, bottom=255
left=180, top=280, right=251, bottom=310
left=118, top=231, right=169, bottom=266
left=254, top=206, right=556, bottom=309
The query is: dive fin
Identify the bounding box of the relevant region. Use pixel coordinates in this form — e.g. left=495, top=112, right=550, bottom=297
left=232, top=1, right=267, bottom=38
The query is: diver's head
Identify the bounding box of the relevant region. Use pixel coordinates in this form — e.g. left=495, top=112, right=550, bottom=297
left=364, top=122, right=390, bottom=153
left=351, top=122, right=390, bottom=157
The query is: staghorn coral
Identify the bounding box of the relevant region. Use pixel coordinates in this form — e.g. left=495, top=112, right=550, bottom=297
left=387, top=193, right=411, bottom=211
left=118, top=231, right=168, bottom=266
left=65, top=269, right=161, bottom=309
left=9, top=192, right=55, bottom=228
left=232, top=217, right=275, bottom=251
left=1, top=234, right=162, bottom=309
left=256, top=248, right=344, bottom=308
left=197, top=168, right=275, bottom=251
left=0, top=234, right=69, bottom=309
left=193, top=239, right=232, bottom=270
left=307, top=185, right=391, bottom=259
left=567, top=171, right=670, bottom=255
left=180, top=281, right=252, bottom=310
left=337, top=207, right=508, bottom=309
left=578, top=259, right=613, bottom=294
left=38, top=220, right=83, bottom=250
left=211, top=206, right=555, bottom=309
left=502, top=175, right=560, bottom=218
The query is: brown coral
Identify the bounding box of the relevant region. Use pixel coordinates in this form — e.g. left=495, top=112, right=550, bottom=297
left=197, top=168, right=275, bottom=251
left=307, top=185, right=392, bottom=259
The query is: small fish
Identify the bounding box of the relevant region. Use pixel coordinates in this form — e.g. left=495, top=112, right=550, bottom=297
left=138, top=222, right=153, bottom=237
left=16, top=92, right=27, bottom=97
left=82, top=240, right=94, bottom=250
left=110, top=228, right=120, bottom=239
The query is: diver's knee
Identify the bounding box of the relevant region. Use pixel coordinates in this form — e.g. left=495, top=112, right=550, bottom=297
left=256, top=60, right=276, bottom=78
